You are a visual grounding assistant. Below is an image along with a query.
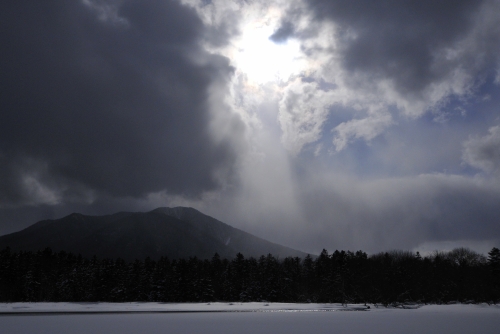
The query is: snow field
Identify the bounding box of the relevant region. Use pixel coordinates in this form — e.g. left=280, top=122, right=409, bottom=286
left=1, top=303, right=500, bottom=333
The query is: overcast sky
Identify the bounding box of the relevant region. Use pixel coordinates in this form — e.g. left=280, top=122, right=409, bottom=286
left=1, top=0, right=500, bottom=255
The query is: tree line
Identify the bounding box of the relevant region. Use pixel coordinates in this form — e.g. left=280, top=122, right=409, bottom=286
left=1, top=246, right=499, bottom=304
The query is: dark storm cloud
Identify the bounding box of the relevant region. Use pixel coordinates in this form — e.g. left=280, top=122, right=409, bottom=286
left=0, top=0, right=239, bottom=206
left=300, top=0, right=486, bottom=94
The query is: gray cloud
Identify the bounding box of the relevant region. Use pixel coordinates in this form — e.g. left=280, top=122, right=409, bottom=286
left=0, top=0, right=240, bottom=206
left=463, top=126, right=500, bottom=175
left=269, top=21, right=295, bottom=44
left=267, top=0, right=500, bottom=154
left=303, top=0, right=486, bottom=95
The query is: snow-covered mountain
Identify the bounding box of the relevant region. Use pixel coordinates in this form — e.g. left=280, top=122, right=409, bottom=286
left=0, top=207, right=309, bottom=261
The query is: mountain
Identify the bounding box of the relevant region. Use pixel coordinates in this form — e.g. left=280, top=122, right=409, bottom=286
left=0, top=207, right=310, bottom=261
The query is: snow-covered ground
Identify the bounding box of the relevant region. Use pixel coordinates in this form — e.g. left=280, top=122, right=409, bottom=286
left=0, top=302, right=372, bottom=313
left=1, top=303, right=499, bottom=333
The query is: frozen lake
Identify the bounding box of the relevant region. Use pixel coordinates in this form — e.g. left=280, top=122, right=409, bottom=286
left=2, top=303, right=499, bottom=334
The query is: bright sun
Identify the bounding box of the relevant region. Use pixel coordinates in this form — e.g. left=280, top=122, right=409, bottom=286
left=231, top=18, right=304, bottom=85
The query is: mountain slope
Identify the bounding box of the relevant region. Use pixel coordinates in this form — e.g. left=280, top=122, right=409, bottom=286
left=0, top=207, right=310, bottom=260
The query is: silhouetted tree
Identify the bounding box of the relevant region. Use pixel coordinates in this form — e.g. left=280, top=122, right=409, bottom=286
left=0, top=247, right=495, bottom=304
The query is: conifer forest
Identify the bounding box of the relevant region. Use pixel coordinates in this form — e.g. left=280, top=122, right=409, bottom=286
left=1, top=247, right=499, bottom=305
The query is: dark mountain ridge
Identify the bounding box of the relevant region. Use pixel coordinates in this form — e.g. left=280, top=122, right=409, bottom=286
left=0, top=207, right=310, bottom=261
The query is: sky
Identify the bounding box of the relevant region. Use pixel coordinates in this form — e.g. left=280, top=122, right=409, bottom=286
left=1, top=0, right=500, bottom=255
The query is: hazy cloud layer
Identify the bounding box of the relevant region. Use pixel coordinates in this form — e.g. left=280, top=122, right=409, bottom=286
left=295, top=172, right=500, bottom=253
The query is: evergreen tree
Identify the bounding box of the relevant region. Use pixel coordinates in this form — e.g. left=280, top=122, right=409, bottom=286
left=0, top=246, right=495, bottom=304
left=488, top=247, right=500, bottom=274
